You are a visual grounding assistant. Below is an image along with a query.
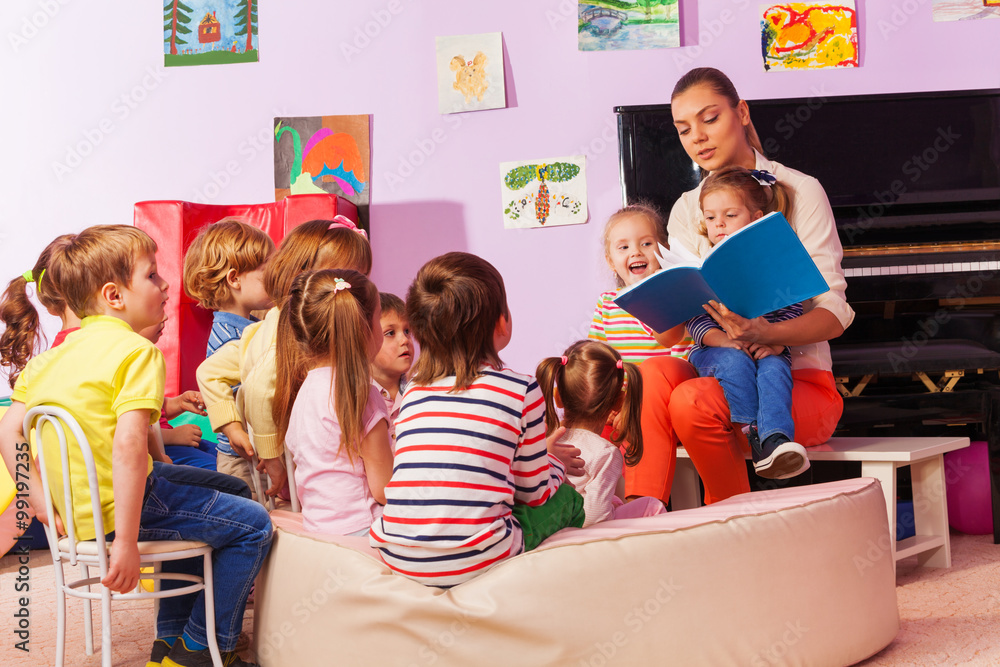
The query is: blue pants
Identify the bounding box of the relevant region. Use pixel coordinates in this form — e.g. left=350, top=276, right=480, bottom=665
left=152, top=461, right=251, bottom=499
left=688, top=346, right=795, bottom=443
left=138, top=469, right=272, bottom=651
left=164, top=438, right=218, bottom=470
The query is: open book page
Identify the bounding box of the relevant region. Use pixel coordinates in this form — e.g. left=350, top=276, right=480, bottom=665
left=655, top=240, right=702, bottom=271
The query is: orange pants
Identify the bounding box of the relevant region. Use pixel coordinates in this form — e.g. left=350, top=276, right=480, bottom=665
left=627, top=356, right=843, bottom=505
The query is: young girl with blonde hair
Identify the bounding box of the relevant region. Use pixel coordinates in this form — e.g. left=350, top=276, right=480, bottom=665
left=687, top=166, right=808, bottom=479
left=537, top=340, right=665, bottom=526
left=273, top=269, right=392, bottom=535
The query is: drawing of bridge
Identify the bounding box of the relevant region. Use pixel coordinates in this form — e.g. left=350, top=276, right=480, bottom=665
left=580, top=6, right=628, bottom=35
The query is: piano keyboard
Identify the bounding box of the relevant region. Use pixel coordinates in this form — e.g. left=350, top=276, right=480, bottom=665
left=844, top=260, right=1000, bottom=278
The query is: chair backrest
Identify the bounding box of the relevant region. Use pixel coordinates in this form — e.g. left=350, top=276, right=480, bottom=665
left=23, top=405, right=111, bottom=574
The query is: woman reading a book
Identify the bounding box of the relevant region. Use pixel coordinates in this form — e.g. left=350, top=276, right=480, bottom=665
left=628, top=67, right=854, bottom=506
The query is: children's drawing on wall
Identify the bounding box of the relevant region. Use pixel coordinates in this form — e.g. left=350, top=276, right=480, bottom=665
left=578, top=1, right=680, bottom=51
left=435, top=32, right=506, bottom=114
left=933, top=0, right=1000, bottom=21
left=500, top=156, right=587, bottom=230
left=761, top=2, right=858, bottom=71
left=274, top=115, right=372, bottom=229
left=164, top=0, right=258, bottom=67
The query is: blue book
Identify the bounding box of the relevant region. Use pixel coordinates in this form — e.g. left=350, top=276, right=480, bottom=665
left=613, top=211, right=829, bottom=332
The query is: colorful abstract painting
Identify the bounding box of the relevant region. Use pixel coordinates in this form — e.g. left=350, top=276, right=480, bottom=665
left=435, top=33, right=506, bottom=114
left=761, top=2, right=858, bottom=71
left=274, top=115, right=371, bottom=229
left=164, top=0, right=258, bottom=67
left=578, top=1, right=680, bottom=51
left=933, top=0, right=1000, bottom=22
left=500, top=156, right=587, bottom=230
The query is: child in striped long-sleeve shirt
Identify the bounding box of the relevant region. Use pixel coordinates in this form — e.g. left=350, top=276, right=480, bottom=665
left=687, top=166, right=809, bottom=480
left=588, top=203, right=694, bottom=362
left=370, top=252, right=585, bottom=588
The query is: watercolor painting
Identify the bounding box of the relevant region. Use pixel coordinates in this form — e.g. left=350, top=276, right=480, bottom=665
left=164, top=0, right=258, bottom=67
left=933, top=0, right=1000, bottom=21
left=500, top=156, right=587, bottom=230
left=435, top=32, right=506, bottom=114
left=578, top=1, right=680, bottom=51
left=274, top=115, right=371, bottom=229
left=761, top=2, right=858, bottom=71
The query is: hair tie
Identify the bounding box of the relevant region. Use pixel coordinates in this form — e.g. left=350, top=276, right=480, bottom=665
left=749, top=169, right=776, bottom=187
left=328, top=215, right=369, bottom=240
left=332, top=277, right=352, bottom=293
left=22, top=270, right=35, bottom=283
left=560, top=356, right=568, bottom=366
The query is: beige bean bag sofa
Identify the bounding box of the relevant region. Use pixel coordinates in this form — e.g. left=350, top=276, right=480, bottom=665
left=253, top=477, right=898, bottom=666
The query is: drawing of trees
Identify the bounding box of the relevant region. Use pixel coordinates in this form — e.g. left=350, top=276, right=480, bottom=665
left=234, top=0, right=258, bottom=53
left=164, top=0, right=193, bottom=55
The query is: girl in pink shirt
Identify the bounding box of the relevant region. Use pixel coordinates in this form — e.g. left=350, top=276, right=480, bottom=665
left=537, top=340, right=665, bottom=527
left=273, top=269, right=393, bottom=536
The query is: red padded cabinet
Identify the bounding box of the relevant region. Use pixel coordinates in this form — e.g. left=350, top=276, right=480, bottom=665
left=134, top=194, right=358, bottom=396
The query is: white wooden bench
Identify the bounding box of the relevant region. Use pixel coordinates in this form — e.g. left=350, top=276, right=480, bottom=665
left=672, top=436, right=970, bottom=570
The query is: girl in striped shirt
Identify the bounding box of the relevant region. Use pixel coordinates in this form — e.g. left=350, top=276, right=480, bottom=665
left=686, top=166, right=808, bottom=480
left=370, top=252, right=585, bottom=587
left=588, top=203, right=694, bottom=362
left=537, top=340, right=666, bottom=527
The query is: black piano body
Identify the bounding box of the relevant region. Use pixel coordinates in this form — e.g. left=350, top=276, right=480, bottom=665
left=616, top=88, right=1000, bottom=541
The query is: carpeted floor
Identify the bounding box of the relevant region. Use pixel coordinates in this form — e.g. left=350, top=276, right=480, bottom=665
left=2, top=531, right=999, bottom=666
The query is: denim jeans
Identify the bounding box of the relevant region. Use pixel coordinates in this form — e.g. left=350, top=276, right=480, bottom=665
left=688, top=345, right=794, bottom=443
left=152, top=460, right=252, bottom=499
left=163, top=438, right=218, bottom=470
left=138, top=469, right=273, bottom=651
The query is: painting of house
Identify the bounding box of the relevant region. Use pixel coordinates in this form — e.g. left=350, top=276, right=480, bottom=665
left=199, top=11, right=222, bottom=43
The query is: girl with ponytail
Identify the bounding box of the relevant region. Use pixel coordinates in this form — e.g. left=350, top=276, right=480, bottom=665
left=0, top=235, right=78, bottom=388
left=536, top=340, right=665, bottom=527
left=273, top=268, right=393, bottom=536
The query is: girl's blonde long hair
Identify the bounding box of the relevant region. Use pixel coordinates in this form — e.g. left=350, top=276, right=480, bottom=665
left=697, top=166, right=793, bottom=242
left=273, top=269, right=379, bottom=460
left=536, top=340, right=644, bottom=466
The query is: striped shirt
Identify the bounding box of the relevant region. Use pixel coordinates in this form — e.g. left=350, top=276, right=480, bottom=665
left=369, top=367, right=566, bottom=587
left=206, top=311, right=256, bottom=456
left=588, top=291, right=694, bottom=363
left=687, top=303, right=803, bottom=361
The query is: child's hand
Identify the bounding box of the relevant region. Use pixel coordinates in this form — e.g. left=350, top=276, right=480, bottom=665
left=104, top=540, right=141, bottom=594
left=257, top=456, right=287, bottom=498
left=221, top=422, right=255, bottom=460
left=703, top=300, right=771, bottom=345
left=547, top=426, right=585, bottom=477
left=164, top=391, right=207, bottom=419
left=748, top=343, right=783, bottom=360
left=163, top=423, right=202, bottom=447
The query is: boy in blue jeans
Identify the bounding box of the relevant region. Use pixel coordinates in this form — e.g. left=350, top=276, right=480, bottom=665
left=0, top=225, right=271, bottom=667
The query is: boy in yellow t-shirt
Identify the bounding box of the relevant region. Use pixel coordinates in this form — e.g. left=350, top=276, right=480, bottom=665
left=0, top=225, right=271, bottom=667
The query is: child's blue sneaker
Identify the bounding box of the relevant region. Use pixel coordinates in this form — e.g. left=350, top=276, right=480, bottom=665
left=749, top=428, right=809, bottom=480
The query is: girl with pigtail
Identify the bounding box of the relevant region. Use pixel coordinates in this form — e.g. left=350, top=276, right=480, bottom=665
left=536, top=340, right=666, bottom=527
left=273, top=268, right=394, bottom=537
left=0, top=235, right=79, bottom=388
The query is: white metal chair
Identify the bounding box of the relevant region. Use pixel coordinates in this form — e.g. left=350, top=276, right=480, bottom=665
left=25, top=405, right=223, bottom=667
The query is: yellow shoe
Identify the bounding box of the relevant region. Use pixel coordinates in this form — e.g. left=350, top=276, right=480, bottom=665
left=146, top=638, right=173, bottom=667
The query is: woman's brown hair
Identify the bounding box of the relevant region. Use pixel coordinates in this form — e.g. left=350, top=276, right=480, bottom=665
left=0, top=234, right=73, bottom=388
left=671, top=67, right=765, bottom=157
left=536, top=340, right=644, bottom=466
left=273, top=269, right=380, bottom=460
left=406, top=252, right=509, bottom=391
left=263, top=220, right=372, bottom=308
left=697, top=166, right=794, bottom=242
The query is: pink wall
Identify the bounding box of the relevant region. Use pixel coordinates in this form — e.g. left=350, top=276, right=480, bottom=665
left=1, top=1, right=998, bottom=387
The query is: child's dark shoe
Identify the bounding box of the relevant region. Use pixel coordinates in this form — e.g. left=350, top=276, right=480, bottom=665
left=161, top=636, right=258, bottom=667
left=146, top=638, right=173, bottom=667
left=753, top=433, right=809, bottom=480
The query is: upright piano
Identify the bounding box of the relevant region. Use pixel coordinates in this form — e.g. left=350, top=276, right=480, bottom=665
left=616, top=88, right=1000, bottom=541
